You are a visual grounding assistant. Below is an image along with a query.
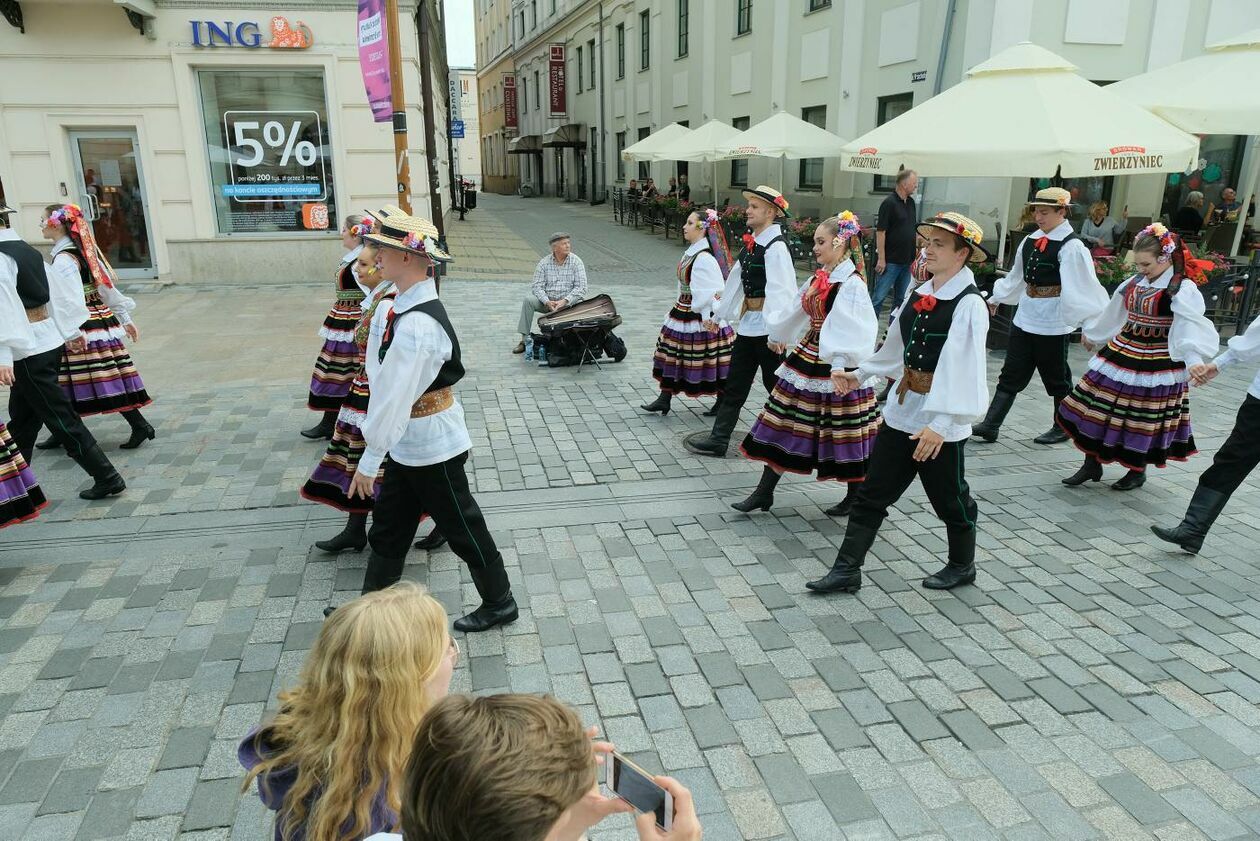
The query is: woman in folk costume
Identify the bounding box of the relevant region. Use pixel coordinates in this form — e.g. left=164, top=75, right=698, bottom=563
left=36, top=203, right=154, bottom=450
left=732, top=212, right=880, bottom=515
left=641, top=208, right=735, bottom=417
left=0, top=263, right=46, bottom=528
left=1058, top=224, right=1219, bottom=491
left=301, top=233, right=396, bottom=552
left=301, top=214, right=371, bottom=440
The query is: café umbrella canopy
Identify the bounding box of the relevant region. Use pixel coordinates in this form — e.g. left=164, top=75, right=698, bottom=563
left=839, top=42, right=1200, bottom=179
left=660, top=119, right=744, bottom=204
left=718, top=111, right=850, bottom=190
left=1109, top=28, right=1260, bottom=255
left=620, top=122, right=695, bottom=162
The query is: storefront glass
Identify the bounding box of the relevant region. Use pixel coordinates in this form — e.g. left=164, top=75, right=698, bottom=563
left=198, top=69, right=339, bottom=235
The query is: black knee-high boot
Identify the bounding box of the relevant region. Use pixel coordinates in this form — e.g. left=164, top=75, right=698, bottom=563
left=806, top=521, right=879, bottom=593
left=731, top=465, right=781, bottom=513
left=120, top=408, right=156, bottom=450
left=301, top=411, right=338, bottom=440
left=641, top=391, right=672, bottom=416
left=315, top=512, right=368, bottom=553
left=1062, top=454, right=1103, bottom=486
left=824, top=482, right=861, bottom=517
left=1150, top=485, right=1230, bottom=554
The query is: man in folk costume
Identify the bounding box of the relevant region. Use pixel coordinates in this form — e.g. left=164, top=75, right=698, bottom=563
left=0, top=201, right=126, bottom=500
left=809, top=213, right=990, bottom=594
left=338, top=209, right=517, bottom=633
left=684, top=186, right=799, bottom=457
left=974, top=187, right=1108, bottom=445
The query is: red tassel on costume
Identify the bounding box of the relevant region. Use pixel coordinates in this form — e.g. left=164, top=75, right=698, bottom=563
left=912, top=294, right=938, bottom=313
left=741, top=232, right=756, bottom=251
left=1034, top=238, right=1048, bottom=253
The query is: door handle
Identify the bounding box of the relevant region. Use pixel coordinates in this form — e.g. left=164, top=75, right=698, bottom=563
left=83, top=193, right=101, bottom=221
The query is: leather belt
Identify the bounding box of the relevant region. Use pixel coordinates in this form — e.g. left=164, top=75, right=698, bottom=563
left=895, top=368, right=934, bottom=404
left=741, top=296, right=765, bottom=316
left=410, top=387, right=454, bottom=418
left=1026, top=283, right=1062, bottom=299
left=25, top=305, right=49, bottom=324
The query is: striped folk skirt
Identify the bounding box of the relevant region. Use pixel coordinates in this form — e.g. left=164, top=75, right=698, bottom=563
left=58, top=292, right=151, bottom=416
left=301, top=368, right=381, bottom=513
left=308, top=293, right=364, bottom=411
left=0, top=421, right=46, bottom=529
left=1057, top=326, right=1196, bottom=471
left=740, top=328, right=881, bottom=481
left=651, top=293, right=734, bottom=397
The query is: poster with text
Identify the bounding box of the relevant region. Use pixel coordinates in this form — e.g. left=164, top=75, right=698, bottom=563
left=358, top=0, right=392, bottom=123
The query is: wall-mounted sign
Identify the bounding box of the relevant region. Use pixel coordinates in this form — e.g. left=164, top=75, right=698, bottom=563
left=357, top=0, right=392, bottom=123
left=504, top=74, right=519, bottom=132
left=450, top=120, right=465, bottom=139
left=548, top=44, right=566, bottom=118
left=449, top=78, right=462, bottom=121
left=911, top=70, right=927, bottom=83
left=222, top=110, right=327, bottom=208
left=190, top=16, right=313, bottom=49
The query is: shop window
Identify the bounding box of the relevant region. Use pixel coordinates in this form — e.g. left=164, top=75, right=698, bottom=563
left=198, top=69, right=338, bottom=235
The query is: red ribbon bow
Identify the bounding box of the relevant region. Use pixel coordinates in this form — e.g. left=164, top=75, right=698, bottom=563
left=1034, top=237, right=1048, bottom=252
left=741, top=232, right=756, bottom=251
left=912, top=294, right=938, bottom=313
left=810, top=268, right=831, bottom=297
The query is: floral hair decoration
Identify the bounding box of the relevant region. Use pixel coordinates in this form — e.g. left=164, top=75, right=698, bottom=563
left=698, top=208, right=719, bottom=231
left=1137, top=222, right=1177, bottom=263
left=403, top=232, right=438, bottom=256
left=46, top=204, right=80, bottom=229
left=48, top=203, right=117, bottom=288
left=832, top=210, right=861, bottom=243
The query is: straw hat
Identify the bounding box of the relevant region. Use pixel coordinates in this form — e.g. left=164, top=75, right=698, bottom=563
left=916, top=212, right=991, bottom=263
left=363, top=208, right=452, bottom=263
left=1026, top=187, right=1072, bottom=209
left=741, top=185, right=791, bottom=218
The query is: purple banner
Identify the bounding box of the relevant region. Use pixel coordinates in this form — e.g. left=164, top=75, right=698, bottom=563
left=358, top=0, right=391, bottom=123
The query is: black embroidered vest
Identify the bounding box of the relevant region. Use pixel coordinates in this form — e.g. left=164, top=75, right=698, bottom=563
left=379, top=298, right=465, bottom=393
left=897, top=285, right=982, bottom=373
left=1021, top=233, right=1081, bottom=290
left=737, top=233, right=788, bottom=299
left=0, top=239, right=50, bottom=308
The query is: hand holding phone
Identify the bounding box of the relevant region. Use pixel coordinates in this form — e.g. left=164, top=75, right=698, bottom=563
left=633, top=776, right=702, bottom=840
left=607, top=753, right=672, bottom=830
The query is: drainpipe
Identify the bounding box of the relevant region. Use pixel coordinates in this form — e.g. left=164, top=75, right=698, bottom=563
left=920, top=0, right=956, bottom=219
left=594, top=1, right=607, bottom=205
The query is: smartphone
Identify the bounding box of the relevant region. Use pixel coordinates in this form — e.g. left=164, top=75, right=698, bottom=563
left=606, top=752, right=672, bottom=831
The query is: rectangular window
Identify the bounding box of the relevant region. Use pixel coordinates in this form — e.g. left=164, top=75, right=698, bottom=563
left=808, top=0, right=830, bottom=9
left=678, top=0, right=689, bottom=57
left=616, top=24, right=626, bottom=78
left=577, top=46, right=583, bottom=95
left=799, top=105, right=826, bottom=189
left=640, top=10, right=650, bottom=70
left=588, top=38, right=597, bottom=88
left=550, top=0, right=556, bottom=14
left=530, top=0, right=537, bottom=29
left=534, top=70, right=541, bottom=110
left=616, top=130, right=627, bottom=181
left=736, top=0, right=752, bottom=35
left=198, top=69, right=337, bottom=235
left=730, top=116, right=750, bottom=186
left=874, top=93, right=913, bottom=190
left=521, top=76, right=528, bottom=113
left=637, top=126, right=650, bottom=180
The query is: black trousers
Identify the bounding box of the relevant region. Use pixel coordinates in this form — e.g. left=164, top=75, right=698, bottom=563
left=8, top=346, right=112, bottom=479
left=709, top=334, right=781, bottom=445
left=996, top=326, right=1072, bottom=398
left=1198, top=394, right=1260, bottom=497
left=850, top=426, right=978, bottom=564
left=362, top=451, right=510, bottom=600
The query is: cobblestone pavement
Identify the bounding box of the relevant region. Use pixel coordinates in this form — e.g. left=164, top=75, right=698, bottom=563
left=2, top=192, right=1259, bottom=840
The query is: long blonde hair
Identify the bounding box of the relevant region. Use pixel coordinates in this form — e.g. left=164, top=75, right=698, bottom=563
left=242, top=583, right=450, bottom=841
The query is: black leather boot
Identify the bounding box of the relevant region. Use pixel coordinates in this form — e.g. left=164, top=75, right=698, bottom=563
left=1112, top=469, right=1146, bottom=491
left=414, top=527, right=448, bottom=551
left=923, top=528, right=977, bottom=590
left=120, top=409, right=156, bottom=450
left=972, top=389, right=1016, bottom=443
left=824, top=482, right=861, bottom=517
left=1033, top=398, right=1068, bottom=445
left=35, top=430, right=62, bottom=451
left=301, top=411, right=338, bottom=440
left=806, top=522, right=878, bottom=594
left=641, top=392, right=672, bottom=416
left=315, top=512, right=368, bottom=553
left=360, top=550, right=406, bottom=594
left=732, top=466, right=780, bottom=513
left=683, top=430, right=728, bottom=457
left=73, top=443, right=126, bottom=500
left=1150, top=485, right=1230, bottom=555
left=703, top=395, right=721, bottom=417
left=1062, top=455, right=1103, bottom=486
left=454, top=562, right=519, bottom=633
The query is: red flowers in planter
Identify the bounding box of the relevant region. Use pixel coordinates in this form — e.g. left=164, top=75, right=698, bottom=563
left=912, top=294, right=938, bottom=313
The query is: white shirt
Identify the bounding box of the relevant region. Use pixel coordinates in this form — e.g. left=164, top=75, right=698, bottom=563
left=1082, top=266, right=1220, bottom=369
left=990, top=221, right=1108, bottom=335
left=0, top=229, right=87, bottom=362
left=342, top=244, right=369, bottom=296
left=766, top=259, right=878, bottom=370
left=681, top=239, right=725, bottom=322
left=714, top=224, right=798, bottom=338
left=856, top=268, right=990, bottom=441
left=51, top=236, right=136, bottom=326
left=1213, top=311, right=1260, bottom=399
left=357, top=279, right=472, bottom=476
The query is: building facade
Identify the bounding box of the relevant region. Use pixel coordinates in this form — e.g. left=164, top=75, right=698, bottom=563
left=0, top=0, right=454, bottom=285
left=451, top=67, right=483, bottom=186
left=476, top=0, right=1257, bottom=236
left=474, top=0, right=520, bottom=194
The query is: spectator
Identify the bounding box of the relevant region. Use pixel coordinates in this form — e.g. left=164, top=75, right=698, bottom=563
left=1213, top=186, right=1253, bottom=222
left=627, top=179, right=641, bottom=200
left=514, top=232, right=588, bottom=354
left=1172, top=191, right=1205, bottom=234
left=871, top=168, right=919, bottom=321
left=365, top=693, right=703, bottom=841
left=677, top=174, right=691, bottom=203
left=1080, top=200, right=1126, bottom=252
left=239, top=583, right=456, bottom=841
left=644, top=178, right=659, bottom=199
left=666, top=176, right=678, bottom=197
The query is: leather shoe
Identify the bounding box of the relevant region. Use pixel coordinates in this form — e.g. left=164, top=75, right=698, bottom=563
left=315, top=530, right=367, bottom=553
left=702, top=402, right=721, bottom=417
left=36, top=434, right=62, bottom=451
left=414, top=529, right=448, bottom=551
left=683, top=432, right=727, bottom=457
left=1111, top=470, right=1146, bottom=491
left=453, top=597, right=519, bottom=632
left=512, top=340, right=526, bottom=354
left=1033, top=426, right=1068, bottom=445
left=922, top=564, right=976, bottom=590
left=322, top=605, right=336, bottom=618
left=121, top=422, right=156, bottom=450
left=805, top=568, right=862, bottom=593
left=79, top=473, right=126, bottom=501
left=300, top=417, right=335, bottom=440
left=1062, top=457, right=1103, bottom=486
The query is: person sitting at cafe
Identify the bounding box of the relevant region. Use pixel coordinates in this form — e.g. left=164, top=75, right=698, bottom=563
left=1172, top=191, right=1206, bottom=235
left=514, top=233, right=588, bottom=354
left=643, top=178, right=659, bottom=199
left=627, top=179, right=641, bottom=200
left=678, top=174, right=691, bottom=203
left=667, top=176, right=678, bottom=197
left=1212, top=186, right=1253, bottom=223
left=1080, top=200, right=1127, bottom=254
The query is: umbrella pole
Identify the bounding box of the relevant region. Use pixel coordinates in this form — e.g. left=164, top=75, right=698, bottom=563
left=1229, top=136, right=1259, bottom=257
left=779, top=156, right=785, bottom=191
left=997, top=178, right=1013, bottom=265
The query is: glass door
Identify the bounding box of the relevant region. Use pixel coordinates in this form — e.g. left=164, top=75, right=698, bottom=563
left=68, top=130, right=156, bottom=279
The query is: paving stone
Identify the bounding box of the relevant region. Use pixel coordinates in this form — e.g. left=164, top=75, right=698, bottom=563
left=182, top=778, right=241, bottom=831
left=75, top=788, right=140, bottom=840
left=0, top=758, right=63, bottom=806
left=1098, top=772, right=1181, bottom=825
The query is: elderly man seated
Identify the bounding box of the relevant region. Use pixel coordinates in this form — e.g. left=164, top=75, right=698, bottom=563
left=514, top=232, right=588, bottom=354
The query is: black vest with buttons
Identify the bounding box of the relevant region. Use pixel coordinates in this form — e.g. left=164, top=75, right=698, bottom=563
left=737, top=233, right=788, bottom=299
left=0, top=239, right=51, bottom=308
left=1020, top=233, right=1081, bottom=289
left=378, top=298, right=465, bottom=393
left=897, top=285, right=982, bottom=373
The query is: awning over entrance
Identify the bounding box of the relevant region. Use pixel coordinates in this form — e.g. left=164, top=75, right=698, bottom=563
left=507, top=134, right=542, bottom=154
left=542, top=124, right=586, bottom=148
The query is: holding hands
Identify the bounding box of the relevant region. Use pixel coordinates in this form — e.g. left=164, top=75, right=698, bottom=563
left=1189, top=362, right=1219, bottom=387
left=831, top=371, right=860, bottom=395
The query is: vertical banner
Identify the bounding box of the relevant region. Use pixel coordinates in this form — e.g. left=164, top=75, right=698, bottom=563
left=357, top=0, right=392, bottom=123
left=548, top=43, right=566, bottom=118
left=503, top=74, right=518, bottom=132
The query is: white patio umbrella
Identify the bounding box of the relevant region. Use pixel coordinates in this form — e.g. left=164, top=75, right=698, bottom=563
left=1109, top=28, right=1260, bottom=255
left=838, top=43, right=1200, bottom=261
left=718, top=111, right=850, bottom=189
left=658, top=119, right=743, bottom=205
left=620, top=122, right=694, bottom=162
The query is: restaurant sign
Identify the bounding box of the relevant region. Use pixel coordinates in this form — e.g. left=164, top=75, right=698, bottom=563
left=1093, top=145, right=1164, bottom=172
left=548, top=43, right=566, bottom=118
left=503, top=74, right=519, bottom=132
